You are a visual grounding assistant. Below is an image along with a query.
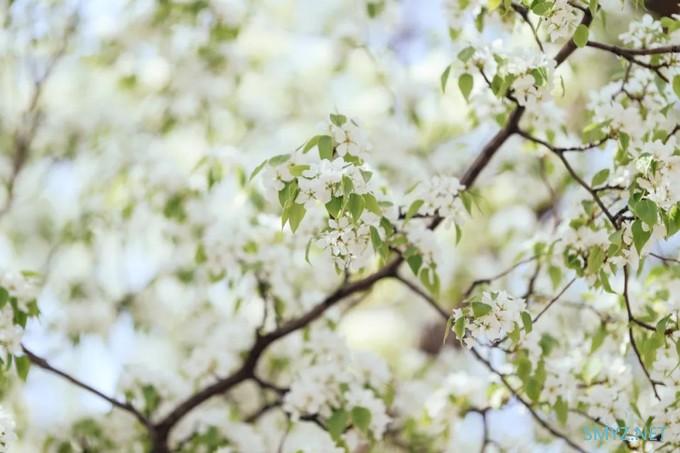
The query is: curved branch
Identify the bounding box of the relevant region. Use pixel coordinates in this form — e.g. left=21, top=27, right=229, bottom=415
left=22, top=346, right=151, bottom=429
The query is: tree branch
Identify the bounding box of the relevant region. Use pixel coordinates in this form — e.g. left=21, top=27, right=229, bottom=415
left=22, top=346, right=151, bottom=429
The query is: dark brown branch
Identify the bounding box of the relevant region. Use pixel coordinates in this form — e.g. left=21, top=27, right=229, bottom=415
left=151, top=258, right=400, bottom=449
left=622, top=266, right=662, bottom=400
left=587, top=41, right=680, bottom=56
left=22, top=346, right=151, bottom=429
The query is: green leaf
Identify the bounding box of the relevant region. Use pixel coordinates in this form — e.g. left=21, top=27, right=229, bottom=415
left=330, top=113, right=347, bottom=127
left=531, top=1, right=553, bottom=16
left=586, top=247, right=605, bottom=275
left=15, top=355, right=30, bottom=381
left=663, top=204, right=680, bottom=237
left=457, top=46, right=475, bottom=62
left=405, top=199, right=424, bottom=222
left=268, top=154, right=291, bottom=166
left=554, top=397, right=568, bottom=425
left=573, top=24, right=589, bottom=47
left=327, top=409, right=349, bottom=441
left=458, top=73, right=473, bottom=101
left=325, top=197, right=343, bottom=219
left=366, top=1, right=385, bottom=18
left=673, top=75, right=680, bottom=100
left=521, top=311, right=533, bottom=334
left=526, top=377, right=542, bottom=402
left=287, top=203, right=306, bottom=233
left=318, top=135, right=334, bottom=160
left=472, top=302, right=492, bottom=317
left=487, top=0, right=502, bottom=11
left=363, top=193, right=382, bottom=215
left=441, top=65, right=452, bottom=93
left=454, top=316, right=465, bottom=340
left=419, top=267, right=440, bottom=296
left=249, top=160, right=268, bottom=181
left=591, top=324, right=607, bottom=353
left=302, top=135, right=321, bottom=153
left=591, top=168, right=609, bottom=187
left=351, top=406, right=372, bottom=434
left=548, top=265, right=562, bottom=290
left=631, top=219, right=651, bottom=253
left=348, top=193, right=365, bottom=222
left=406, top=254, right=423, bottom=276
left=631, top=198, right=658, bottom=226
left=0, top=288, right=8, bottom=309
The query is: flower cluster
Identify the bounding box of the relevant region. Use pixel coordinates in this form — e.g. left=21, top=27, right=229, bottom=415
left=0, top=271, right=38, bottom=364
left=451, top=290, right=527, bottom=347
left=408, top=175, right=465, bottom=226
left=543, top=0, right=582, bottom=42
left=283, top=331, right=392, bottom=442
left=620, top=14, right=665, bottom=48
left=634, top=138, right=680, bottom=211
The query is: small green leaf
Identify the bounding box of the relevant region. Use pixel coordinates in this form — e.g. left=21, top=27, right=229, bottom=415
left=405, top=199, right=424, bottom=222
left=573, top=24, right=589, bottom=48
left=302, top=135, right=321, bottom=153
left=0, top=288, right=8, bottom=309
left=631, top=198, right=658, bottom=226
left=458, top=73, right=473, bottom=101
left=548, top=265, right=562, bottom=290
left=526, top=377, right=542, bottom=402
left=531, top=1, right=553, bottom=16
left=441, top=65, right=452, bottom=93
left=591, top=168, right=609, bottom=187
left=554, top=397, right=568, bottom=425
left=363, top=193, right=382, bottom=215
left=325, top=197, right=343, bottom=219
left=268, top=154, right=291, bottom=166
left=15, top=355, right=30, bottom=381
left=351, top=406, right=372, bottom=434
left=454, top=316, right=465, bottom=340
left=487, top=0, right=502, bottom=11
left=631, top=219, right=651, bottom=254
left=591, top=324, right=607, bottom=353
left=249, top=160, right=268, bottom=181
left=287, top=203, right=306, bottom=233
left=472, top=302, right=492, bottom=317
left=673, top=75, right=680, bottom=100
left=330, top=113, right=347, bottom=127
left=457, top=46, right=475, bottom=62
left=406, top=254, right=423, bottom=276
left=521, top=311, right=533, bottom=334
left=327, top=409, right=349, bottom=441
left=348, top=193, right=365, bottom=222
left=318, top=135, right=334, bottom=160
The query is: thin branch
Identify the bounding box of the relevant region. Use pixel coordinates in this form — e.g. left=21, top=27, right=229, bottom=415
left=462, top=256, right=538, bottom=300
left=511, top=3, right=544, bottom=52
left=587, top=41, right=680, bottom=56
left=533, top=278, right=576, bottom=323
left=470, top=348, right=587, bottom=453
left=622, top=266, right=663, bottom=400
left=649, top=252, right=680, bottom=265
left=586, top=41, right=676, bottom=83
left=517, top=129, right=618, bottom=227
left=394, top=274, right=448, bottom=319
left=22, top=346, right=151, bottom=428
